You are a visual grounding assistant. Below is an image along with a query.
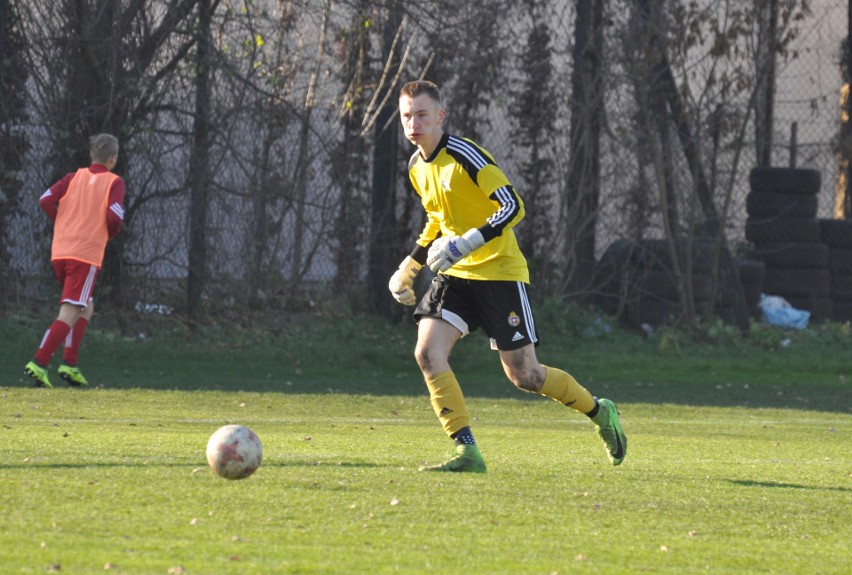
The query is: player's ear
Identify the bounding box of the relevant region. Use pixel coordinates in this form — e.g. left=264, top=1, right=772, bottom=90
left=437, top=106, right=446, bottom=126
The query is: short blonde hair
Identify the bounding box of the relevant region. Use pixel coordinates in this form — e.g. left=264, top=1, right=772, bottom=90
left=90, top=134, right=119, bottom=164
left=400, top=80, right=441, bottom=104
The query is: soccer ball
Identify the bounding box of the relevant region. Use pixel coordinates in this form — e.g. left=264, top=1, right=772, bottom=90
left=206, top=424, right=263, bottom=480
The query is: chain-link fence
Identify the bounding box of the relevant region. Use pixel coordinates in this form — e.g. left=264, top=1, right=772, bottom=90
left=2, top=0, right=849, bottom=326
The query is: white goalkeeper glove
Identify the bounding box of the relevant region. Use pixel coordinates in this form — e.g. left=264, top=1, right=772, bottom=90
left=388, top=256, right=423, bottom=306
left=426, top=228, right=485, bottom=273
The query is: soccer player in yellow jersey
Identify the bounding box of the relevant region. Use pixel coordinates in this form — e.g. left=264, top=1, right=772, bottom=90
left=389, top=80, right=626, bottom=472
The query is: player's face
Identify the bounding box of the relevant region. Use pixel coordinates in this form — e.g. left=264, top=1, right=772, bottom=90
left=399, top=93, right=445, bottom=152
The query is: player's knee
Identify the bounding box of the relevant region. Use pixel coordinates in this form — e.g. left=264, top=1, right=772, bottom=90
left=413, top=344, right=431, bottom=372
left=505, top=367, right=543, bottom=393
left=511, top=375, right=539, bottom=393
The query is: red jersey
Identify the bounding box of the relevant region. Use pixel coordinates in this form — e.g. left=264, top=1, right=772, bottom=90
left=40, top=164, right=125, bottom=267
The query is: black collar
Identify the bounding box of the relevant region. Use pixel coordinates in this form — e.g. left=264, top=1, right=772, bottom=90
left=423, top=133, right=450, bottom=163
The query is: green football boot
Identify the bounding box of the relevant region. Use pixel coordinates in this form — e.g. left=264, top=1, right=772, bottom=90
left=591, top=398, right=627, bottom=466
left=420, top=444, right=487, bottom=473
left=24, top=361, right=53, bottom=388
left=58, top=364, right=90, bottom=387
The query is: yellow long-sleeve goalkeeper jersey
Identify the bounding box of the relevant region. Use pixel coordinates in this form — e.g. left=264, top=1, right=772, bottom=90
left=408, top=133, right=528, bottom=282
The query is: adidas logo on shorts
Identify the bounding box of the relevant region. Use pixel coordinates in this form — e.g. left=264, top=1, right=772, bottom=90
left=511, top=332, right=524, bottom=342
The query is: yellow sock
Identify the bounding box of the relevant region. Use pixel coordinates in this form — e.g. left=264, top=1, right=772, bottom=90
left=425, top=371, right=470, bottom=437
left=539, top=366, right=596, bottom=413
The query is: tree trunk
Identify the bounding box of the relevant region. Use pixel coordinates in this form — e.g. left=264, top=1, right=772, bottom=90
left=247, top=129, right=277, bottom=308
left=368, top=2, right=402, bottom=317
left=755, top=0, right=779, bottom=167
left=0, top=0, right=29, bottom=300
left=633, top=0, right=749, bottom=332
left=187, top=0, right=212, bottom=317
left=331, top=0, right=368, bottom=310
left=566, top=0, right=603, bottom=301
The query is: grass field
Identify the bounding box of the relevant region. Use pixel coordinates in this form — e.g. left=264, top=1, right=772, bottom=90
left=1, top=309, right=851, bottom=574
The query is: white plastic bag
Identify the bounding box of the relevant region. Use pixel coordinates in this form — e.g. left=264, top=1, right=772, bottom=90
left=758, top=294, right=810, bottom=330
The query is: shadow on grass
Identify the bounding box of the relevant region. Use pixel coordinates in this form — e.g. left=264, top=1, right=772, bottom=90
left=582, top=380, right=852, bottom=414
left=3, top=313, right=851, bottom=413
left=0, top=460, right=386, bottom=471
left=0, top=462, right=199, bottom=470
left=4, top=373, right=852, bottom=414
left=262, top=460, right=385, bottom=469
left=726, top=479, right=852, bottom=493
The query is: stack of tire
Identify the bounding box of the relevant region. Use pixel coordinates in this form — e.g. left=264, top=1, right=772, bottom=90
left=716, top=258, right=766, bottom=322
left=819, top=219, right=852, bottom=322
left=745, top=167, right=833, bottom=322
left=595, top=238, right=716, bottom=327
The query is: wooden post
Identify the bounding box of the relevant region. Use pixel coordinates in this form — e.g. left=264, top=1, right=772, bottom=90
left=789, top=121, right=798, bottom=168
left=756, top=0, right=779, bottom=167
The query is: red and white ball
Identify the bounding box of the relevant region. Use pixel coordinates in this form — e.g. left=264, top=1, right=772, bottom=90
left=206, top=424, right=263, bottom=480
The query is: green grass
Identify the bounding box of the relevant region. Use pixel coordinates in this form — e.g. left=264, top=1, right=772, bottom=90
left=1, top=309, right=851, bottom=574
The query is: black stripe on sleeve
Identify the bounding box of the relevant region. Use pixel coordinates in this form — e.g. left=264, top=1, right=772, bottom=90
left=486, top=185, right=521, bottom=234
left=445, top=136, right=493, bottom=186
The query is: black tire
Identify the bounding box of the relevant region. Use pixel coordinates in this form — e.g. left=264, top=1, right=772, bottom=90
left=750, top=242, right=829, bottom=269
left=819, top=219, right=852, bottom=248
left=783, top=296, right=834, bottom=323
left=828, top=248, right=852, bottom=275
left=594, top=239, right=641, bottom=315
left=717, top=282, right=763, bottom=311
left=745, top=218, right=822, bottom=244
left=745, top=191, right=818, bottom=219
left=737, top=258, right=766, bottom=286
left=737, top=259, right=765, bottom=310
left=830, top=274, right=852, bottom=301
left=626, top=296, right=712, bottom=327
left=626, top=297, right=678, bottom=327
left=630, top=239, right=714, bottom=273
left=749, top=167, right=821, bottom=195
left=763, top=268, right=831, bottom=298
left=714, top=304, right=739, bottom=324
left=833, top=301, right=852, bottom=321
left=635, top=269, right=713, bottom=302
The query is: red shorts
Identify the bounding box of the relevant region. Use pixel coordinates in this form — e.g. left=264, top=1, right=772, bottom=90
left=52, top=259, right=99, bottom=307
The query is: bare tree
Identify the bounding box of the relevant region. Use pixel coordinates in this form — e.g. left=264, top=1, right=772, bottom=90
left=6, top=0, right=833, bottom=329
left=367, top=1, right=404, bottom=317
left=512, top=0, right=559, bottom=292
left=240, top=1, right=300, bottom=308
left=754, top=0, right=780, bottom=167
left=0, top=0, right=29, bottom=300
left=187, top=0, right=214, bottom=317
left=18, top=0, right=204, bottom=306
left=425, top=0, right=512, bottom=140
left=566, top=0, right=605, bottom=301
left=330, top=0, right=371, bottom=310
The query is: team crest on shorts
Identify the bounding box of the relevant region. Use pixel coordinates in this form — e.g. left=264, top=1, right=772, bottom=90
left=507, top=311, right=521, bottom=327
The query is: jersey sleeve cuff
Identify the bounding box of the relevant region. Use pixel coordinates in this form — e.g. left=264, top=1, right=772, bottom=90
left=477, top=223, right=499, bottom=243
left=410, top=244, right=429, bottom=266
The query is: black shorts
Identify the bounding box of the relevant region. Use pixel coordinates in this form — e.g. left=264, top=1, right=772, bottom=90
left=414, top=274, right=539, bottom=351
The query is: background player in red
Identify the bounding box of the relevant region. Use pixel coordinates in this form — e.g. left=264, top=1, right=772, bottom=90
left=24, top=134, right=126, bottom=388
left=389, top=81, right=626, bottom=472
